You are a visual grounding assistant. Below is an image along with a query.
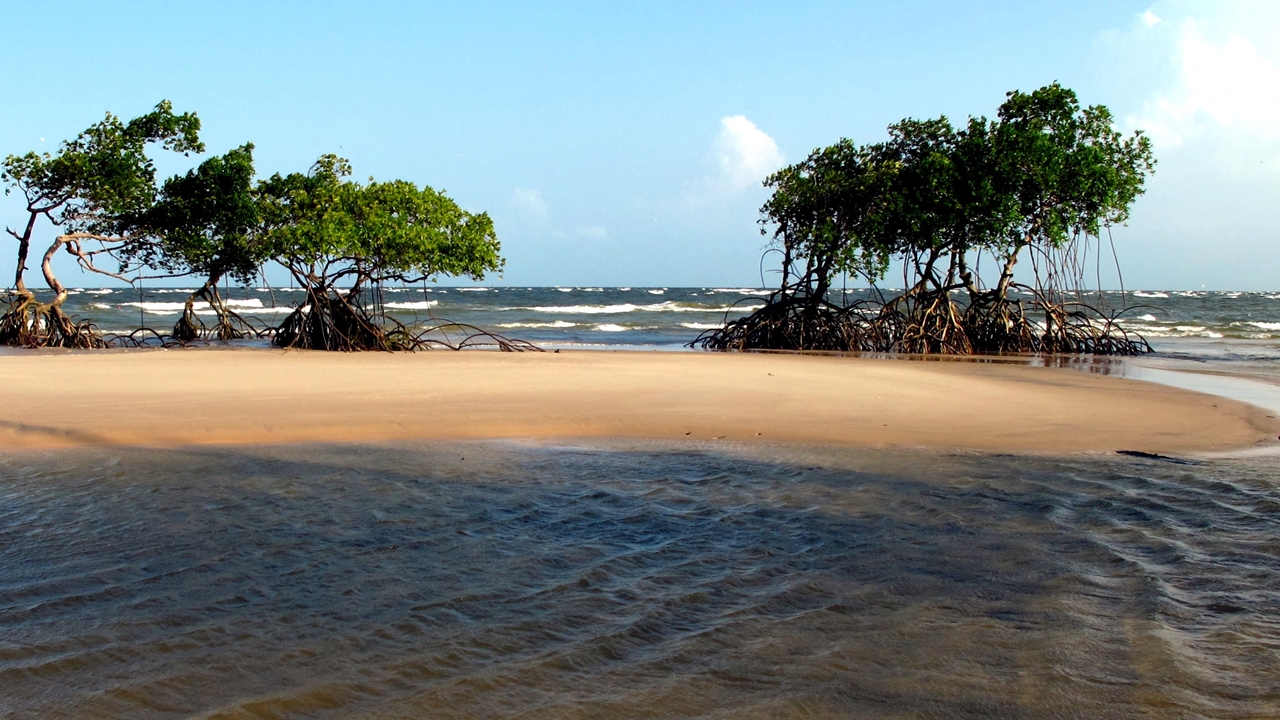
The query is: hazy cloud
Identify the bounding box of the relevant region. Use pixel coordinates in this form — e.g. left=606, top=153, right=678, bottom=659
left=715, top=115, right=785, bottom=192
left=510, top=187, right=549, bottom=220
left=1141, top=8, right=1162, bottom=27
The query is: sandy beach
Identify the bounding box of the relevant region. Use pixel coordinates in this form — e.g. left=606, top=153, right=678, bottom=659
left=0, top=349, right=1274, bottom=454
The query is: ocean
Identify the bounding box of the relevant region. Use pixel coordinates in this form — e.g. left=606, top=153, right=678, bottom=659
left=2, top=286, right=1279, bottom=718
left=36, top=284, right=1280, bottom=359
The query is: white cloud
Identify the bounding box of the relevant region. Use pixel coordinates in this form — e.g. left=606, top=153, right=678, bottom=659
left=1141, top=8, right=1162, bottom=27
left=510, top=187, right=548, bottom=220
left=1130, top=19, right=1280, bottom=151
left=715, top=115, right=785, bottom=192
left=1094, top=2, right=1280, bottom=290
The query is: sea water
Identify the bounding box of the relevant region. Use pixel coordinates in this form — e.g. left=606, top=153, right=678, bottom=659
left=36, top=285, right=1280, bottom=358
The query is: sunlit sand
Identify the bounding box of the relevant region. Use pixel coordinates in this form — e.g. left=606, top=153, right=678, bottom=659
left=1, top=349, right=1274, bottom=454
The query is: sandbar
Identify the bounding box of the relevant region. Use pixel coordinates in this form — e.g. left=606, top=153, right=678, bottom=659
left=0, top=349, right=1275, bottom=454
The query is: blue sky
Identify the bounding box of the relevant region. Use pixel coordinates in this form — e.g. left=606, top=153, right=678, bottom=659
left=2, top=1, right=1277, bottom=288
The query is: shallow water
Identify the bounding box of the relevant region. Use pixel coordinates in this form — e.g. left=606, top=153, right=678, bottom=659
left=1, top=440, right=1277, bottom=718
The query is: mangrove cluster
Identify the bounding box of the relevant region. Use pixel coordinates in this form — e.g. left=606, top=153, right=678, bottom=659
left=2, top=102, right=514, bottom=351
left=696, top=83, right=1156, bottom=355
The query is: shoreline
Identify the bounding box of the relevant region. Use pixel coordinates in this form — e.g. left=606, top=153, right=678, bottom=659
left=1, top=348, right=1276, bottom=455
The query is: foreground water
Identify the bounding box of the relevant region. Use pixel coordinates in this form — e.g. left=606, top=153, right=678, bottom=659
left=2, top=440, right=1278, bottom=718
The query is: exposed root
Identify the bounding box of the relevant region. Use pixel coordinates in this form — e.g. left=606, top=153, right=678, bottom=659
left=690, top=291, right=872, bottom=351
left=694, top=283, right=1151, bottom=356
left=272, top=286, right=539, bottom=352
left=1, top=292, right=107, bottom=348
left=407, top=321, right=543, bottom=352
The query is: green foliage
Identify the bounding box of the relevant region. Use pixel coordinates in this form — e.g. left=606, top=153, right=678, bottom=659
left=760, top=139, right=897, bottom=284
left=3, top=101, right=203, bottom=234
left=259, top=155, right=503, bottom=289
left=702, top=83, right=1157, bottom=355
left=762, top=83, right=1154, bottom=292
left=128, top=144, right=261, bottom=285
left=3, top=103, right=508, bottom=350
left=990, top=84, right=1154, bottom=253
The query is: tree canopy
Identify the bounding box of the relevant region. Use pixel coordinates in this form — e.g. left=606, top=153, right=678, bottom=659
left=3, top=105, right=507, bottom=350
left=258, top=155, right=501, bottom=293
left=258, top=155, right=504, bottom=349
left=699, top=83, right=1157, bottom=355
left=1, top=102, right=204, bottom=346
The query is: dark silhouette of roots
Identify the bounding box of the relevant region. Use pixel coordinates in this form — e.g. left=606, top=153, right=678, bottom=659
left=272, top=287, right=539, bottom=352
left=171, top=282, right=258, bottom=343
left=693, top=283, right=1150, bottom=356
left=2, top=286, right=537, bottom=352
left=0, top=292, right=107, bottom=348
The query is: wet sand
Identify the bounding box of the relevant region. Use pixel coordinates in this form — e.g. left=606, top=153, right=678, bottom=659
left=0, top=349, right=1274, bottom=454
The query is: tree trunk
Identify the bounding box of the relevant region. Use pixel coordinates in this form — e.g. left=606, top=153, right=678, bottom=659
left=11, top=211, right=39, bottom=293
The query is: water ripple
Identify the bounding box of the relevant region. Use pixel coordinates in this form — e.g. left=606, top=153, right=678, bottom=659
left=0, top=442, right=1277, bottom=718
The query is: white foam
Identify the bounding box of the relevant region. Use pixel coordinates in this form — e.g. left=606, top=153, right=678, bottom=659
left=119, top=301, right=188, bottom=312
left=517, top=301, right=764, bottom=315
left=85, top=289, right=113, bottom=295
left=495, top=321, right=577, bottom=329
left=1248, top=321, right=1280, bottom=331
left=113, top=299, right=287, bottom=315
left=709, top=288, right=773, bottom=296
left=1136, top=314, right=1159, bottom=321
left=646, top=289, right=665, bottom=295
left=1132, top=291, right=1169, bottom=298
left=680, top=322, right=723, bottom=330
left=514, top=301, right=762, bottom=315
left=384, top=301, right=439, bottom=310
left=556, top=287, right=573, bottom=293
left=594, top=324, right=628, bottom=332
left=458, top=287, right=491, bottom=292
left=526, top=304, right=641, bottom=314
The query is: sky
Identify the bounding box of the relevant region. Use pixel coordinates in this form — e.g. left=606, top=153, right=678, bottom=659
left=1, top=0, right=1277, bottom=289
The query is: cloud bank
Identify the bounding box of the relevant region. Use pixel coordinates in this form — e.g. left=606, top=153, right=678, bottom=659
left=1130, top=15, right=1280, bottom=161
left=1100, top=1, right=1280, bottom=289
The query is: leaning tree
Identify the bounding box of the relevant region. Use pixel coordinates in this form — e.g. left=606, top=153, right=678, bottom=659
left=125, top=143, right=264, bottom=341
left=698, top=83, right=1155, bottom=355
left=258, top=155, right=505, bottom=350
left=1, top=101, right=203, bottom=347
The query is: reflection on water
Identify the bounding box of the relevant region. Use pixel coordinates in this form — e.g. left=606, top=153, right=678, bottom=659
left=1, top=441, right=1277, bottom=718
